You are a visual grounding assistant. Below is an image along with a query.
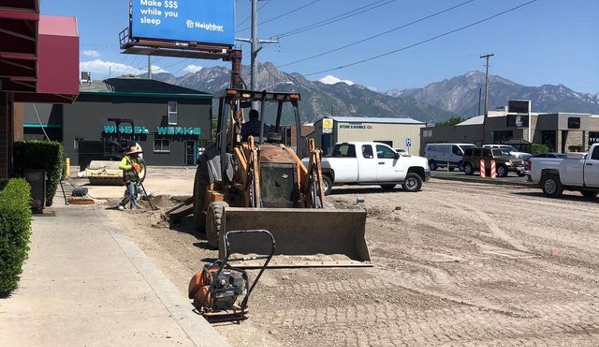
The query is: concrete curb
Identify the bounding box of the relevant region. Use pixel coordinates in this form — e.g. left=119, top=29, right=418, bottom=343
left=100, top=216, right=232, bottom=347
left=430, top=172, right=537, bottom=188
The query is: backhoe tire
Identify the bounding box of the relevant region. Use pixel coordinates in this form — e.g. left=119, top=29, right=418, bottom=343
left=206, top=201, right=228, bottom=249
left=540, top=174, right=563, bottom=198
left=402, top=173, right=422, bottom=192
left=193, top=165, right=209, bottom=233
left=322, top=175, right=333, bottom=196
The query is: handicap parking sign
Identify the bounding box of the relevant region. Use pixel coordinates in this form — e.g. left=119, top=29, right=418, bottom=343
left=405, top=138, right=412, bottom=147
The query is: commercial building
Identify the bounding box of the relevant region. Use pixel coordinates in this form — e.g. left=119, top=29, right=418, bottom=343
left=310, top=116, right=425, bottom=155
left=22, top=78, right=212, bottom=169
left=420, top=102, right=599, bottom=155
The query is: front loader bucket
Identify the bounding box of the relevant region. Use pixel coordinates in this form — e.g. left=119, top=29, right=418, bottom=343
left=219, top=207, right=371, bottom=268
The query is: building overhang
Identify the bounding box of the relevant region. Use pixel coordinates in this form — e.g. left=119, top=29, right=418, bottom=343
left=0, top=1, right=79, bottom=103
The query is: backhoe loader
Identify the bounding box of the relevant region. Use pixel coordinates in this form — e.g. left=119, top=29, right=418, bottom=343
left=192, top=88, right=370, bottom=267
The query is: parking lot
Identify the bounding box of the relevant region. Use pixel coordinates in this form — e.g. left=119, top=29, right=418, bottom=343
left=103, top=173, right=599, bottom=346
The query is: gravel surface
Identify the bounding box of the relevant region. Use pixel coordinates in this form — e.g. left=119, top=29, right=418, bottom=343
left=89, top=171, right=599, bottom=346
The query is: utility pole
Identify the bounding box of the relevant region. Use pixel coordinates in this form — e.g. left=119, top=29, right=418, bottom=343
left=147, top=55, right=151, bottom=80
left=236, top=0, right=277, bottom=91
left=477, top=87, right=482, bottom=116
left=480, top=53, right=494, bottom=144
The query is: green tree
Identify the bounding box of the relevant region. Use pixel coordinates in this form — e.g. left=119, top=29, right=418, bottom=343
left=435, top=116, right=466, bottom=127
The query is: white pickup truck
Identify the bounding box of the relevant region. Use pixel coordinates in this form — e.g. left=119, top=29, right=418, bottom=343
left=528, top=143, right=599, bottom=198
left=310, top=142, right=430, bottom=195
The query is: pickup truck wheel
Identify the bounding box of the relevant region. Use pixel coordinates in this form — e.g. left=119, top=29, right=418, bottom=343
left=428, top=160, right=437, bottom=171
left=380, top=184, right=396, bottom=191
left=463, top=163, right=474, bottom=175
left=496, top=165, right=508, bottom=177
left=322, top=175, right=333, bottom=196
left=540, top=174, right=563, bottom=198
left=581, top=191, right=598, bottom=199
left=402, top=173, right=422, bottom=192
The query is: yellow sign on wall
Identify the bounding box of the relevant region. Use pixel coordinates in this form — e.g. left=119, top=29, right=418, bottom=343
left=322, top=118, right=333, bottom=134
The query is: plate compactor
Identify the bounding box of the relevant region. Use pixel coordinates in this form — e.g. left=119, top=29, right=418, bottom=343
left=188, top=230, right=275, bottom=322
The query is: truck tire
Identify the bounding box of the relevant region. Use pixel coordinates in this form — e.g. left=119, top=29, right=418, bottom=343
left=540, top=174, right=563, bottom=198
left=402, top=173, right=422, bottom=192
left=206, top=201, right=228, bottom=249
left=496, top=165, right=508, bottom=177
left=428, top=160, right=437, bottom=171
left=193, top=165, right=209, bottom=232
left=322, top=175, right=333, bottom=196
left=463, top=163, right=475, bottom=175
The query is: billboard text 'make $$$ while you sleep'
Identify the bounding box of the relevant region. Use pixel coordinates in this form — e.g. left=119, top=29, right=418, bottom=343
left=131, top=0, right=234, bottom=46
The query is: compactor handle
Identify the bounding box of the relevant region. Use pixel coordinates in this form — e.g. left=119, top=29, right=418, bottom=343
left=224, top=229, right=276, bottom=309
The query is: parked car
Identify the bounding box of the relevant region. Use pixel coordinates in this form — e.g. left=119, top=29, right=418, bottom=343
left=307, top=142, right=430, bottom=195
left=424, top=143, right=476, bottom=171
left=482, top=144, right=531, bottom=160
left=528, top=144, right=599, bottom=198
left=462, top=147, right=526, bottom=177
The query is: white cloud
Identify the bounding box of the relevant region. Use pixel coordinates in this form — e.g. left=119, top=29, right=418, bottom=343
left=182, top=64, right=203, bottom=74
left=318, top=75, right=354, bottom=86
left=79, top=59, right=145, bottom=78
left=82, top=49, right=101, bottom=58
left=150, top=65, right=168, bottom=74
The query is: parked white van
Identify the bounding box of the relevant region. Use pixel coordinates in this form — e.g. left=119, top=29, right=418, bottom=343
left=424, top=143, right=477, bottom=171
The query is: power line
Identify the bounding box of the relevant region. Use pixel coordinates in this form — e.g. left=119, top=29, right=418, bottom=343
left=237, top=0, right=271, bottom=29
left=237, top=0, right=322, bottom=32
left=273, top=0, right=395, bottom=40
left=278, top=0, right=476, bottom=68
left=303, top=0, right=540, bottom=77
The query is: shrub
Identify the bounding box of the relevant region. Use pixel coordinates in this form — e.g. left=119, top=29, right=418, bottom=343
left=531, top=143, right=550, bottom=155
left=568, top=144, right=583, bottom=152
left=13, top=140, right=65, bottom=207
left=0, top=179, right=32, bottom=296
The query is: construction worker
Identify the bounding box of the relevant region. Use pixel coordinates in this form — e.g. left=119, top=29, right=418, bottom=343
left=241, top=109, right=269, bottom=141
left=117, top=144, right=144, bottom=210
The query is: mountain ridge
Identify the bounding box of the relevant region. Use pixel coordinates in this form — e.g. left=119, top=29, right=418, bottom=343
left=146, top=62, right=599, bottom=124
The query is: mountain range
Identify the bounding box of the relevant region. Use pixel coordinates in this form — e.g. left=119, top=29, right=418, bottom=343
left=147, top=62, right=599, bottom=124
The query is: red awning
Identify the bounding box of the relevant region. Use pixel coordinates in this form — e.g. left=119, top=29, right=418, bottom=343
left=0, top=1, right=79, bottom=103
left=0, top=0, right=39, bottom=93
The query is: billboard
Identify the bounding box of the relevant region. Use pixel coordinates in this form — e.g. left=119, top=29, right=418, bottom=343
left=130, top=0, right=234, bottom=46
left=507, top=100, right=531, bottom=114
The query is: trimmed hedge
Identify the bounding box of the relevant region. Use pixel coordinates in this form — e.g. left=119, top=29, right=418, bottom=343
left=0, top=179, right=33, bottom=296
left=13, top=140, right=65, bottom=207
left=531, top=143, right=550, bottom=155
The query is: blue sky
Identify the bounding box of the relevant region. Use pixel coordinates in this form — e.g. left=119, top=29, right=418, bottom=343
left=41, top=0, right=598, bottom=93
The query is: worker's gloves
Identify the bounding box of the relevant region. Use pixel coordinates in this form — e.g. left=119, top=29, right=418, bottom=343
left=133, top=164, right=141, bottom=173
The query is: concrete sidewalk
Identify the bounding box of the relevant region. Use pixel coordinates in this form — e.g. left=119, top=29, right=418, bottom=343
left=0, top=204, right=231, bottom=347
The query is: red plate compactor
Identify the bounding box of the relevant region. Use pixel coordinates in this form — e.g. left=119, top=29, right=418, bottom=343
left=188, top=230, right=275, bottom=322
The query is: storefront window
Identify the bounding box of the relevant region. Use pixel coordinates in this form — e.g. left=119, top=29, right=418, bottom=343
left=154, top=139, right=170, bottom=153
left=168, top=101, right=178, bottom=125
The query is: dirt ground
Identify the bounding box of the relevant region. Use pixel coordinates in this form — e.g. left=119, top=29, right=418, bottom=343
left=77, top=169, right=599, bottom=346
